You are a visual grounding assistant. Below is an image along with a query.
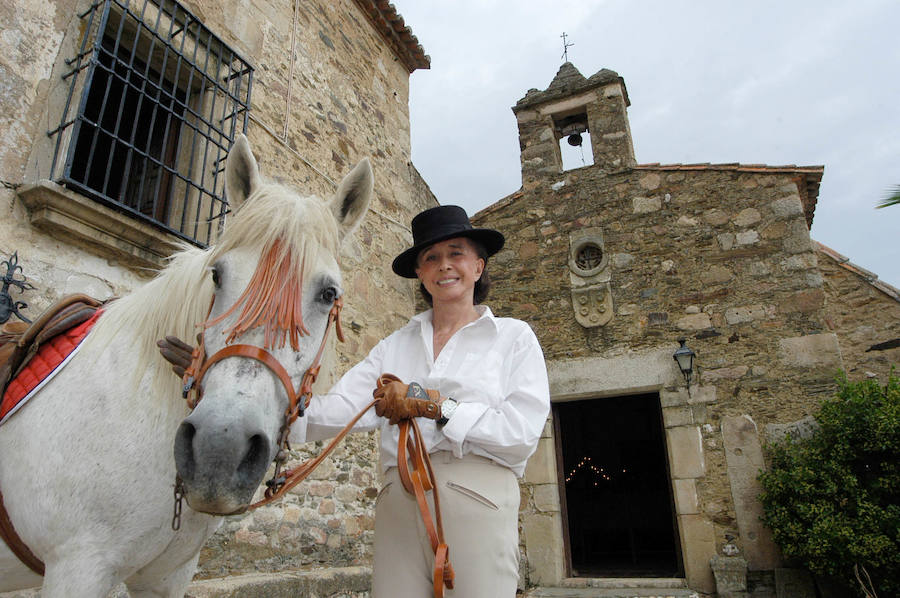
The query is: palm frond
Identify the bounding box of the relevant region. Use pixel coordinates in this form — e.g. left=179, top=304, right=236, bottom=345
left=876, top=185, right=900, bottom=209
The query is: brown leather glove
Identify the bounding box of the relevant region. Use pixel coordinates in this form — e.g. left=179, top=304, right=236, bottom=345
left=156, top=335, right=197, bottom=378
left=374, top=374, right=441, bottom=425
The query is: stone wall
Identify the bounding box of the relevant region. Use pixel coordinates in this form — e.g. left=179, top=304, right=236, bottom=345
left=817, top=242, right=900, bottom=382
left=0, top=0, right=431, bottom=580
left=473, top=161, right=842, bottom=591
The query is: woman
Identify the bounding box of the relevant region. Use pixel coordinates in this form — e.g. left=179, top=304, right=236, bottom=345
left=160, top=205, right=550, bottom=596
left=302, top=205, right=550, bottom=597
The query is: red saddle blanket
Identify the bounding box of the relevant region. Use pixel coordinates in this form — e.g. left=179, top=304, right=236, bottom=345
left=0, top=310, right=103, bottom=425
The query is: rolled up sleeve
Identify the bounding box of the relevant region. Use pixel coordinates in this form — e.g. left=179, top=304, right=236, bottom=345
left=440, top=326, right=550, bottom=474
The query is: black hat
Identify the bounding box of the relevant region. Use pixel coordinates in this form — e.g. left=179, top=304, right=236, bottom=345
left=392, top=205, right=505, bottom=278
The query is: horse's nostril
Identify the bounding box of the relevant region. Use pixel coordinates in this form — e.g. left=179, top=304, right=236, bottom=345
left=236, top=433, right=269, bottom=485
left=174, top=422, right=197, bottom=482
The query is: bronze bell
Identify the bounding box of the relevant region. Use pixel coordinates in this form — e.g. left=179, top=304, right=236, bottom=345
left=567, top=133, right=583, bottom=147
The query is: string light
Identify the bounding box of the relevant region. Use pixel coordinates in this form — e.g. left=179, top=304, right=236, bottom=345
left=565, top=456, right=628, bottom=484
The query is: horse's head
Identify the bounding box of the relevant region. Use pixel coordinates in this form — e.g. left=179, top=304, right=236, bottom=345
left=173, top=135, right=372, bottom=515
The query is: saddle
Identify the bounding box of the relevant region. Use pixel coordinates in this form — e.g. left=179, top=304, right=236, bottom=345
left=0, top=294, right=104, bottom=396
left=0, top=293, right=104, bottom=577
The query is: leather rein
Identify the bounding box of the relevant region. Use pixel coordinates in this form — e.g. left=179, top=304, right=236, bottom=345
left=177, top=296, right=455, bottom=596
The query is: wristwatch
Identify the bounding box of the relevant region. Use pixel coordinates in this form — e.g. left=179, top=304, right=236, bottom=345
left=436, top=397, right=458, bottom=427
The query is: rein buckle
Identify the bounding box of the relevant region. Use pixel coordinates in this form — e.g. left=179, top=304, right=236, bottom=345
left=181, top=376, right=195, bottom=399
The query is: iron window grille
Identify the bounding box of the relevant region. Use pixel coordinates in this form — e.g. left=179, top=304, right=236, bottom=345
left=49, top=0, right=253, bottom=246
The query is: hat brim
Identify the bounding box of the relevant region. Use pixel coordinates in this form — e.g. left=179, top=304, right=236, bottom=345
left=392, top=229, right=505, bottom=278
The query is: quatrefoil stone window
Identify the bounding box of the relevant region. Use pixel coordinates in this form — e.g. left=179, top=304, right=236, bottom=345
left=569, top=238, right=607, bottom=277
left=576, top=244, right=603, bottom=271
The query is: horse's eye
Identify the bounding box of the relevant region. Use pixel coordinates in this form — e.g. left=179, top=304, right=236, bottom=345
left=321, top=286, right=339, bottom=304
left=211, top=267, right=220, bottom=287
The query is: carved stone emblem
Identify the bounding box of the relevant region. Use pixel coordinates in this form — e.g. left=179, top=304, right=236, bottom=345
left=572, top=284, right=613, bottom=327
left=568, top=228, right=613, bottom=328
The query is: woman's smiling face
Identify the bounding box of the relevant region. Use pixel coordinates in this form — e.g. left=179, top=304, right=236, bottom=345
left=415, top=237, right=485, bottom=306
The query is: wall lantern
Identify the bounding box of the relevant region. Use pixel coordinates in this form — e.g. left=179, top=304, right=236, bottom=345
left=673, top=338, right=695, bottom=386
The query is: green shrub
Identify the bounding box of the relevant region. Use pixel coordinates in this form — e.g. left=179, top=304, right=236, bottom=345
left=758, top=373, right=900, bottom=597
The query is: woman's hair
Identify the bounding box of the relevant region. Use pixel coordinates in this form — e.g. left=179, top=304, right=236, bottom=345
left=417, top=237, right=492, bottom=306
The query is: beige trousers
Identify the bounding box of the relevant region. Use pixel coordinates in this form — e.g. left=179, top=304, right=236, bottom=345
left=372, top=452, right=520, bottom=598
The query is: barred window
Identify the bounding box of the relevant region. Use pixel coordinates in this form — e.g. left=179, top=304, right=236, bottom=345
left=49, top=0, right=253, bottom=246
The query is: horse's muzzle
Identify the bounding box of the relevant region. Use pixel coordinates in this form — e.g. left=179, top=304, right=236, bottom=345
left=173, top=416, right=272, bottom=515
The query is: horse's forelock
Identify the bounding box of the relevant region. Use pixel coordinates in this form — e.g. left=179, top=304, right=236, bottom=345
left=205, top=184, right=342, bottom=350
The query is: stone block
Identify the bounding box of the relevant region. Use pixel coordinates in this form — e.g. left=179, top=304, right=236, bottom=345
left=533, top=483, right=561, bottom=512
left=524, top=437, right=558, bottom=484
left=704, top=208, right=730, bottom=226
left=765, top=416, right=819, bottom=444
left=782, top=220, right=813, bottom=253
left=660, top=388, right=689, bottom=408
left=666, top=425, right=705, bottom=479
left=673, top=478, right=699, bottom=514
left=547, top=349, right=678, bottom=400
left=711, top=555, right=748, bottom=596
left=633, top=196, right=661, bottom=213
left=663, top=405, right=694, bottom=427
left=735, top=230, right=759, bottom=245
left=676, top=312, right=712, bottom=330
left=522, top=513, right=565, bottom=585
left=725, top=304, right=769, bottom=324
left=775, top=568, right=816, bottom=598
left=777, top=333, right=842, bottom=369
left=722, top=415, right=782, bottom=570
left=611, top=252, right=634, bottom=269
left=678, top=514, right=717, bottom=593
left=781, top=252, right=818, bottom=271
left=733, top=208, right=761, bottom=227
left=718, top=232, right=735, bottom=250
left=700, top=265, right=733, bottom=285
left=688, top=385, right=717, bottom=405
left=776, top=288, right=824, bottom=314
left=704, top=365, right=749, bottom=381
left=639, top=172, right=661, bottom=190
left=770, top=196, right=804, bottom=219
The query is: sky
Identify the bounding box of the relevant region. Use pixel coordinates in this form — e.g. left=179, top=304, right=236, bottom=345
left=389, top=0, right=900, bottom=288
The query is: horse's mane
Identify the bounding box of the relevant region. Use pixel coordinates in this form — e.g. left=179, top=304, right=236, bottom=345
left=83, top=182, right=340, bottom=387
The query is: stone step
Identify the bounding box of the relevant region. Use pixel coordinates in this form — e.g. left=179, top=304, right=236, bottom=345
left=184, top=567, right=371, bottom=598
left=524, top=588, right=698, bottom=598
left=524, top=578, right=697, bottom=598
left=0, top=567, right=372, bottom=598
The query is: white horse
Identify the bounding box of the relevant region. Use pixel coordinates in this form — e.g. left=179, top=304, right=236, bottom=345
left=0, top=135, right=372, bottom=597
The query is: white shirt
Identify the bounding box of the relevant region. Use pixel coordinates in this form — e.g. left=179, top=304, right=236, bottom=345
left=291, top=305, right=550, bottom=477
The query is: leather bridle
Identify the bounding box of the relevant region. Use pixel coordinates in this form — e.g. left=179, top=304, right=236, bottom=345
left=178, top=295, right=344, bottom=505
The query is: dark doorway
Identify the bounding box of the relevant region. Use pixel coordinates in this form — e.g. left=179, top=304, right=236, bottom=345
left=554, top=393, right=682, bottom=577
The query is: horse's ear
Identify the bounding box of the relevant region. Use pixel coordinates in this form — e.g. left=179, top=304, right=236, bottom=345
left=329, top=158, right=373, bottom=243
left=225, top=134, right=262, bottom=212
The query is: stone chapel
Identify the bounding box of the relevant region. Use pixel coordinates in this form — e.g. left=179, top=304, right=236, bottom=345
left=471, top=62, right=900, bottom=596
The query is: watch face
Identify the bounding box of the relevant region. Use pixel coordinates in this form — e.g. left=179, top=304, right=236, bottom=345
left=438, top=398, right=457, bottom=426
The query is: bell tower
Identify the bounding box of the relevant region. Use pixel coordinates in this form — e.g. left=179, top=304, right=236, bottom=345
left=512, top=63, right=635, bottom=187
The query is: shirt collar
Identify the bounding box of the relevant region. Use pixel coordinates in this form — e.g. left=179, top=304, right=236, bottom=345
left=410, top=304, right=499, bottom=335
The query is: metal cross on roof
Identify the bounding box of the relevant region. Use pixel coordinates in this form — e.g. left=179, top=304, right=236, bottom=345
left=560, top=32, right=574, bottom=62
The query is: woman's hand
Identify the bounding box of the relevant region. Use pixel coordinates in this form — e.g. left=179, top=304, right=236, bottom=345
left=374, top=375, right=441, bottom=425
